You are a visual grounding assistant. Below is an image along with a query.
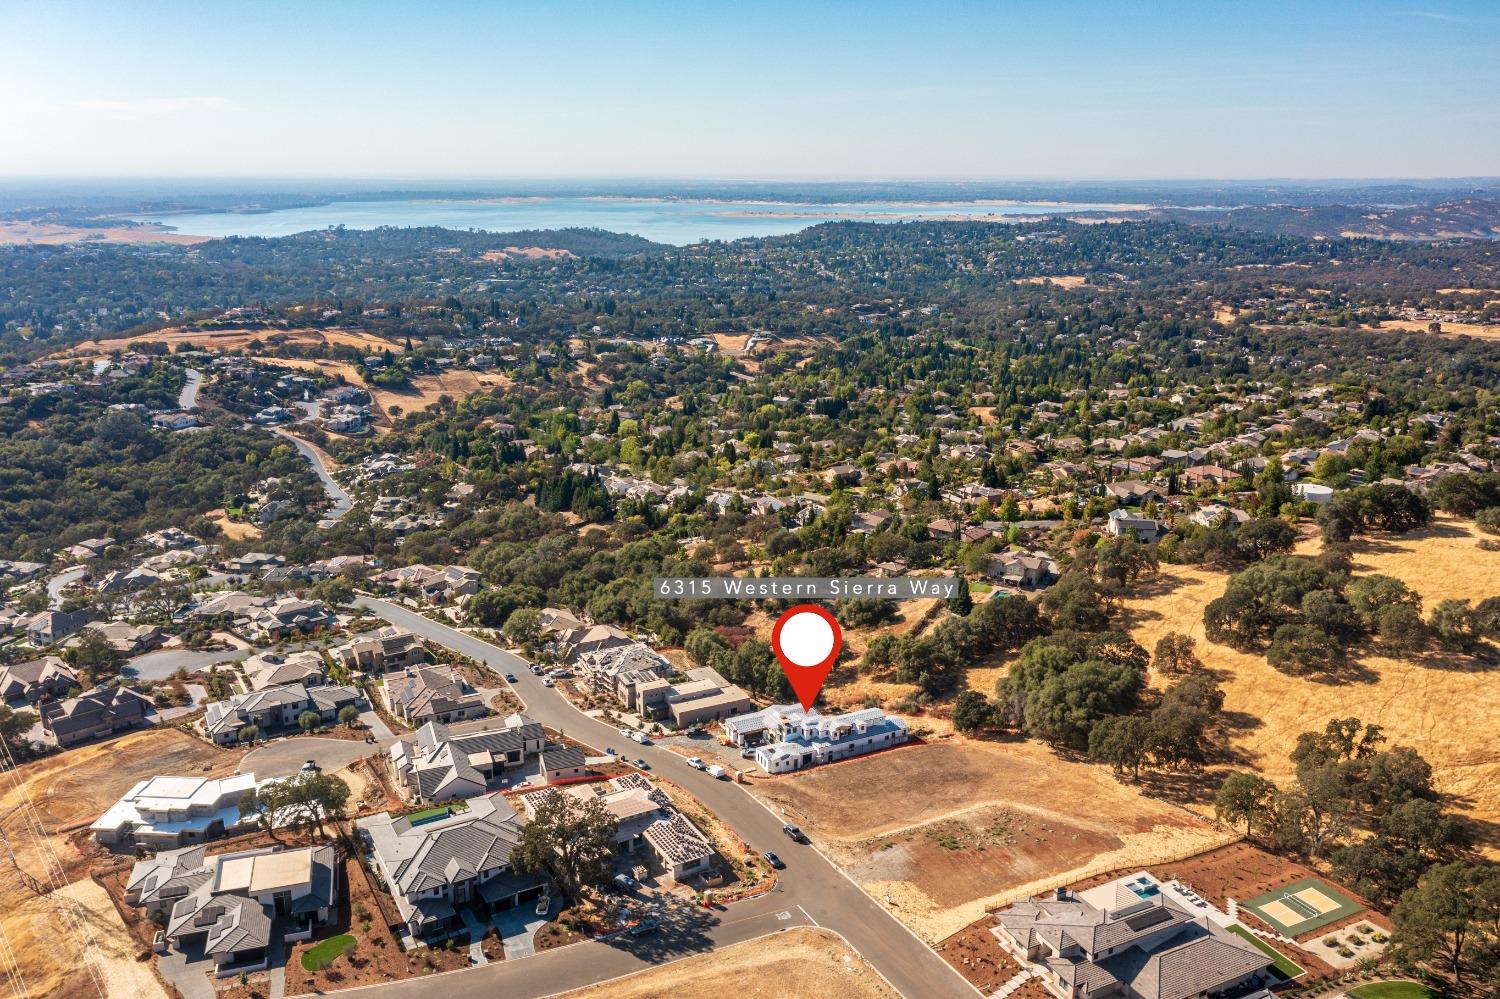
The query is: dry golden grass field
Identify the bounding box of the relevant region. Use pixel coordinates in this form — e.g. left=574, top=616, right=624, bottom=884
left=0, top=220, right=208, bottom=246
left=264, top=356, right=513, bottom=427
left=752, top=739, right=1231, bottom=941
left=1013, top=275, right=1088, bottom=288
left=1370, top=319, right=1500, bottom=341
left=557, top=927, right=897, bottom=999
left=58, top=325, right=404, bottom=359
left=1118, top=515, right=1500, bottom=842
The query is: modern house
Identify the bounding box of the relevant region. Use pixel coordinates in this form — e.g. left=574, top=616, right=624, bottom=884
left=383, top=665, right=486, bottom=726
left=356, top=792, right=545, bottom=942
left=154, top=845, right=340, bottom=976
left=389, top=716, right=546, bottom=803
left=330, top=625, right=425, bottom=674
left=0, top=655, right=79, bottom=703
left=724, top=705, right=910, bottom=774
left=991, top=887, right=1274, bottom=999
left=577, top=642, right=672, bottom=705
left=92, top=773, right=261, bottom=847
left=632, top=666, right=754, bottom=729
left=203, top=683, right=363, bottom=745
left=41, top=685, right=154, bottom=747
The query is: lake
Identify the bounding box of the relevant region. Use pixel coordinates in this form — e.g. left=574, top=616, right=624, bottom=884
left=133, top=196, right=1136, bottom=246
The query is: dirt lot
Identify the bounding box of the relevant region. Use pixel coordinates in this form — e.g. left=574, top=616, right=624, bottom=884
left=479, top=246, right=576, bottom=261
left=556, top=927, right=898, bottom=999
left=206, top=507, right=262, bottom=540
left=1118, top=516, right=1500, bottom=842
left=264, top=357, right=513, bottom=426
left=752, top=739, right=1232, bottom=940
left=1013, top=275, right=1087, bottom=288
left=0, top=874, right=171, bottom=999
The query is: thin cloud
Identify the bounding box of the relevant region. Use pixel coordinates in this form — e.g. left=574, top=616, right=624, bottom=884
left=73, top=96, right=229, bottom=116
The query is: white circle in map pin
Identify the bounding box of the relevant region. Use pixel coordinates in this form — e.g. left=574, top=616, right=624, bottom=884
left=777, top=609, right=837, bottom=668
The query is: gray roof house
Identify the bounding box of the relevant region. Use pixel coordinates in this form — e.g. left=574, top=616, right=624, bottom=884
left=0, top=655, right=79, bottom=703
left=40, top=684, right=153, bottom=747
left=24, top=608, right=89, bottom=646
left=992, top=890, right=1274, bottom=999
left=154, top=845, right=340, bottom=977
left=384, top=665, right=486, bottom=726
left=204, top=683, right=362, bottom=745
left=724, top=705, right=909, bottom=774
left=356, top=792, right=545, bottom=941
left=389, top=716, right=546, bottom=803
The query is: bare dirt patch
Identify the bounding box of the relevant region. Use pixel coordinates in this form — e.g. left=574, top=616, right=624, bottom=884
left=556, top=926, right=898, bottom=999
left=206, top=507, right=262, bottom=541
left=752, top=739, right=1232, bottom=940
left=480, top=246, right=576, bottom=261
left=1118, top=516, right=1500, bottom=843
left=1013, top=275, right=1087, bottom=288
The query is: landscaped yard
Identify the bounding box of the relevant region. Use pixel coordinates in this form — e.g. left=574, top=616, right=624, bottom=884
left=300, top=934, right=356, bottom=971
left=405, top=800, right=468, bottom=824
left=1225, top=925, right=1304, bottom=979
left=1347, top=984, right=1435, bottom=999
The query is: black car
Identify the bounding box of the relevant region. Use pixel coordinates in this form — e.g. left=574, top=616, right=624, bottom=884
left=763, top=851, right=785, bottom=870
left=781, top=823, right=805, bottom=842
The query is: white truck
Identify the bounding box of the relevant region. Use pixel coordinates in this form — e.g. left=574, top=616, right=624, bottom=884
left=705, top=764, right=728, bottom=780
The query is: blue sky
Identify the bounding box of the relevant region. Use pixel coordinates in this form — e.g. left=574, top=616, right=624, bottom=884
left=2, top=0, right=1497, bottom=179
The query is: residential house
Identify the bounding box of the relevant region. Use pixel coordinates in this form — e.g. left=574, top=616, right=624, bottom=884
left=244, top=650, right=329, bottom=691
left=389, top=716, right=546, bottom=803
left=1103, top=509, right=1161, bottom=542
left=203, top=684, right=362, bottom=745
left=245, top=597, right=337, bottom=642
left=156, top=845, right=340, bottom=976
left=991, top=885, right=1273, bottom=999
left=92, top=773, right=261, bottom=847
left=1104, top=480, right=1165, bottom=507
left=985, top=551, right=1061, bottom=589
left=357, top=792, right=545, bottom=941
left=24, top=608, right=89, bottom=646
left=384, top=665, right=486, bottom=726
left=724, top=705, right=909, bottom=774
left=377, top=564, right=483, bottom=605
left=41, top=684, right=154, bottom=747
left=0, top=655, right=79, bottom=703
left=75, top=620, right=163, bottom=655
left=633, top=666, right=754, bottom=729
left=1188, top=504, right=1250, bottom=530
left=330, top=626, right=425, bottom=674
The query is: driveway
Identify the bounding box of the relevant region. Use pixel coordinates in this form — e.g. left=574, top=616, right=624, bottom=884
left=126, top=646, right=249, bottom=681
left=239, top=736, right=381, bottom=779
left=354, top=596, right=980, bottom=999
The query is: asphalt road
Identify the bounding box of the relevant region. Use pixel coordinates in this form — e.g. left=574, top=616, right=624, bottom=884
left=355, top=596, right=979, bottom=999
left=178, top=367, right=204, bottom=409
left=273, top=428, right=353, bottom=521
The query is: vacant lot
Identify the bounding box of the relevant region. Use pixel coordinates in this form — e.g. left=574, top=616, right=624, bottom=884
left=557, top=927, right=897, bottom=999
left=753, top=739, right=1231, bottom=940
left=1119, top=516, right=1500, bottom=840
left=265, top=356, right=513, bottom=427
left=0, top=220, right=209, bottom=246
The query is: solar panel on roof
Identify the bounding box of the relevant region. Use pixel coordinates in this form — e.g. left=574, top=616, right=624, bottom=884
left=1123, top=907, right=1174, bottom=932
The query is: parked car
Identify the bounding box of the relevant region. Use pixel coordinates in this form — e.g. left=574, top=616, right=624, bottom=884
left=763, top=851, right=785, bottom=870
left=627, top=917, right=659, bottom=937
left=740, top=747, right=756, bottom=759
left=631, top=758, right=650, bottom=770
left=300, top=760, right=319, bottom=773
left=542, top=678, right=555, bottom=687
left=630, top=731, right=652, bottom=745
left=782, top=823, right=805, bottom=843
left=529, top=664, right=543, bottom=675
left=613, top=873, right=638, bottom=892
left=619, top=727, right=632, bottom=738
left=685, top=757, right=706, bottom=770
left=705, top=764, right=728, bottom=779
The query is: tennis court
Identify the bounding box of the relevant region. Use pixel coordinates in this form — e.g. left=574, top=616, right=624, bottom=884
left=1242, top=876, right=1363, bottom=936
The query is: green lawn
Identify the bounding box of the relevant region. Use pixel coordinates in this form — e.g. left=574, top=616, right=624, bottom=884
left=300, top=934, right=356, bottom=971
left=1348, top=984, right=1435, bottom=999
left=1225, top=924, right=1305, bottom=979
left=405, top=800, right=469, bottom=824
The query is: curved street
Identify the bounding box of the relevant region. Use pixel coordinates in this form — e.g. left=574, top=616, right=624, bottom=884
left=273, top=428, right=354, bottom=522
left=353, top=596, right=978, bottom=999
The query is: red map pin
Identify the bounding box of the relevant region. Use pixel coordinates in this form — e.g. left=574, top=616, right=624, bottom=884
left=771, top=604, right=842, bottom=711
